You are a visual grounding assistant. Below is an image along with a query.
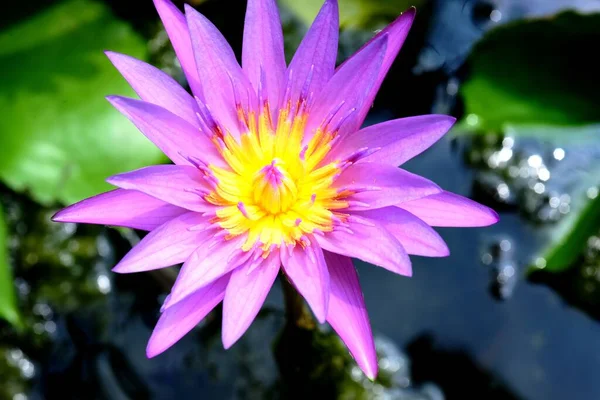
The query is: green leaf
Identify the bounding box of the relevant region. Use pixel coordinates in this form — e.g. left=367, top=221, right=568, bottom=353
left=460, top=11, right=600, bottom=133
left=532, top=173, right=600, bottom=273
left=280, top=0, right=425, bottom=30
left=0, top=205, right=21, bottom=327
left=540, top=194, right=600, bottom=272
left=0, top=0, right=166, bottom=206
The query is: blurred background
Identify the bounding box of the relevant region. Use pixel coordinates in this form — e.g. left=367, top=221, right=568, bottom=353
left=1, top=0, right=600, bottom=399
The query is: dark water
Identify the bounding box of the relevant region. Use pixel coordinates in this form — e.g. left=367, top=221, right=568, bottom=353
left=2, top=0, right=600, bottom=399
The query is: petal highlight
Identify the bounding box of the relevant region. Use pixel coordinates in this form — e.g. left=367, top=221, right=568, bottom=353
left=281, top=238, right=330, bottom=323
left=335, top=162, right=442, bottom=210
left=328, top=115, right=456, bottom=167
left=112, top=212, right=210, bottom=273
left=287, top=0, right=338, bottom=106
left=305, top=34, right=387, bottom=143
left=185, top=5, right=255, bottom=134
left=324, top=251, right=378, bottom=379
left=51, top=189, right=186, bottom=231
left=165, top=235, right=249, bottom=309
left=243, top=0, right=286, bottom=112
left=106, top=96, right=225, bottom=167
left=315, top=215, right=412, bottom=276
left=341, top=8, right=416, bottom=125
left=353, top=207, right=449, bottom=257
left=106, top=165, right=214, bottom=213
left=398, top=191, right=500, bottom=227
left=105, top=51, right=198, bottom=126
left=146, top=274, right=229, bottom=357
left=222, top=253, right=281, bottom=348
left=153, top=0, right=203, bottom=97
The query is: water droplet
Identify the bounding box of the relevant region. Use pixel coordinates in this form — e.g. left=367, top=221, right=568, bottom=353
left=533, top=183, right=545, bottom=194
left=553, top=148, right=565, bottom=160
left=466, top=114, right=479, bottom=126
left=527, top=154, right=543, bottom=169
left=535, top=257, right=547, bottom=269
left=538, top=168, right=550, bottom=181
left=97, top=274, right=111, bottom=294
left=490, top=9, right=502, bottom=22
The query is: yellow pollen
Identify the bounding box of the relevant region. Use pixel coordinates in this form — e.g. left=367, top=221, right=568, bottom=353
left=252, top=159, right=298, bottom=214
left=206, top=103, right=351, bottom=254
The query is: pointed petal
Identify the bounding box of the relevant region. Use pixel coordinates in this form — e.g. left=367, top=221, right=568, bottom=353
left=324, top=251, right=378, bottom=380
left=105, top=51, right=198, bottom=126
left=185, top=5, right=255, bottom=134
left=287, top=0, right=338, bottom=105
left=327, top=115, right=456, bottom=167
left=243, top=0, right=286, bottom=111
left=153, top=0, right=202, bottom=97
left=222, top=253, right=281, bottom=348
left=334, top=162, right=442, bottom=210
left=106, top=96, right=226, bottom=167
left=340, top=8, right=416, bottom=125
left=146, top=274, right=229, bottom=357
left=315, top=215, right=411, bottom=276
left=305, top=34, right=387, bottom=143
left=112, top=212, right=210, bottom=273
left=106, top=165, right=213, bottom=213
left=352, top=208, right=449, bottom=257
left=398, top=191, right=500, bottom=227
left=281, top=239, right=330, bottom=323
left=165, top=235, right=248, bottom=309
left=52, top=189, right=186, bottom=231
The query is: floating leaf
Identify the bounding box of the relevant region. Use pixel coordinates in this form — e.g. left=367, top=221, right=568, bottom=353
left=0, top=0, right=166, bottom=206
left=0, top=204, right=21, bottom=327
left=460, top=11, right=600, bottom=133
left=533, top=178, right=600, bottom=273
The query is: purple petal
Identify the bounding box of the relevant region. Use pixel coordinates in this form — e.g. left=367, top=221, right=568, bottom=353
left=105, top=51, right=198, bottom=126
left=352, top=208, right=449, bottom=257
left=281, top=238, right=330, bottom=323
left=153, top=0, right=202, bottom=97
left=243, top=0, right=286, bottom=112
left=287, top=0, right=338, bottom=106
left=334, top=162, right=442, bottom=210
left=327, top=115, right=456, bottom=167
left=324, top=251, right=378, bottom=380
left=146, top=274, right=229, bottom=357
left=222, top=253, right=281, bottom=348
left=304, top=34, right=387, bottom=144
left=165, top=235, right=248, bottom=309
left=106, top=96, right=225, bottom=167
left=112, top=212, right=210, bottom=273
left=52, top=189, right=186, bottom=231
left=185, top=5, right=255, bottom=134
left=106, top=165, right=213, bottom=213
left=315, top=215, right=412, bottom=276
left=339, top=8, right=416, bottom=125
left=398, top=191, right=500, bottom=227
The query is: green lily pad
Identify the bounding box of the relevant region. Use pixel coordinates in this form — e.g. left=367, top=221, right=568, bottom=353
left=0, top=0, right=166, bottom=206
left=460, top=11, right=600, bottom=133
left=0, top=204, right=21, bottom=327
left=533, top=177, right=600, bottom=273
left=280, top=0, right=426, bottom=30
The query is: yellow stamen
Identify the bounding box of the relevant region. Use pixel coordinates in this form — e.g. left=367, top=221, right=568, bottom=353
left=207, top=102, right=351, bottom=254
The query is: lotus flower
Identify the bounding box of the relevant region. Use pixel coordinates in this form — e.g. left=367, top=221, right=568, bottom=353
left=52, top=0, right=498, bottom=379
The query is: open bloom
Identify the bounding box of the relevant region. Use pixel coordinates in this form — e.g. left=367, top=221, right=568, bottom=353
left=52, top=0, right=498, bottom=379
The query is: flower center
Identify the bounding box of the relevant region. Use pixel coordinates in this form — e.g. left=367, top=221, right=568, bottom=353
left=197, top=98, right=355, bottom=255
left=253, top=159, right=298, bottom=214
